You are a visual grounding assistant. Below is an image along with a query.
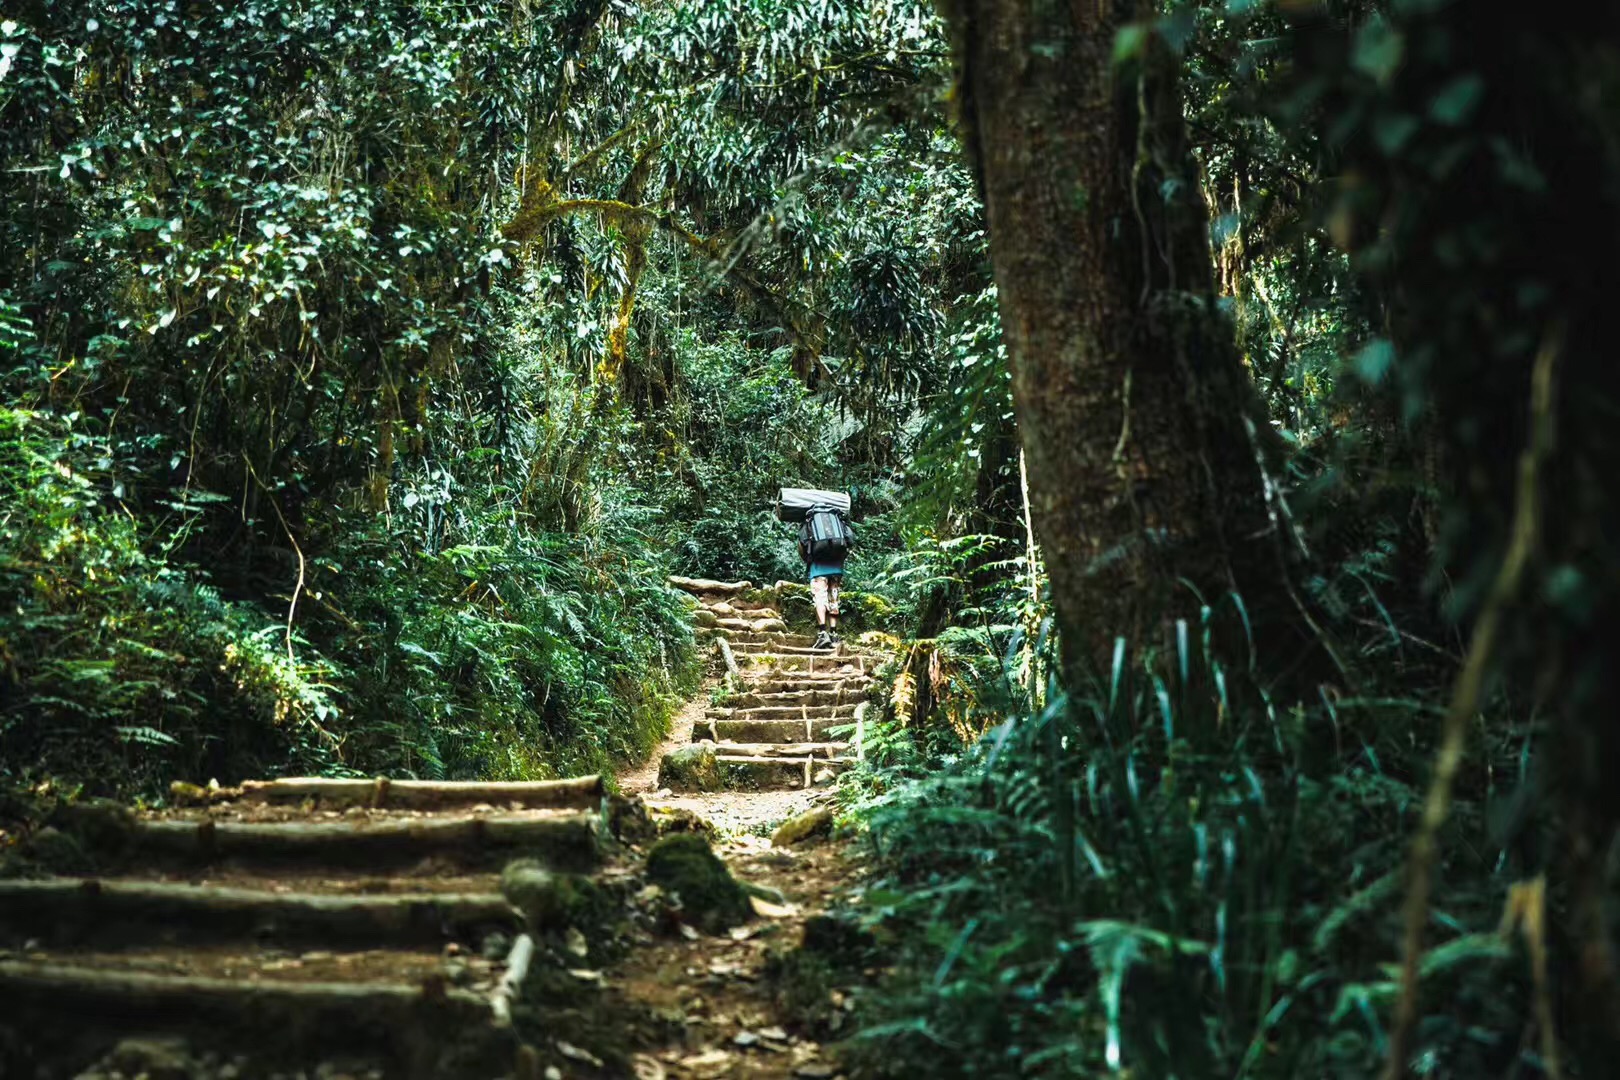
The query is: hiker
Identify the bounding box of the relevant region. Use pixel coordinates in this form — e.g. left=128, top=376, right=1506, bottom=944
left=778, top=487, right=854, bottom=651
left=804, top=531, right=846, bottom=651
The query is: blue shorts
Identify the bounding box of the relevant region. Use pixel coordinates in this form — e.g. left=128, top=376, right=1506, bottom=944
left=808, top=563, right=844, bottom=580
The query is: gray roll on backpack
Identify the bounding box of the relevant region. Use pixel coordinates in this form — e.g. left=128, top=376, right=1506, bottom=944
left=776, top=487, right=851, bottom=522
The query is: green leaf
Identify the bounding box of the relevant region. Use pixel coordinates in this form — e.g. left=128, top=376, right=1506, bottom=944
left=1113, top=24, right=1149, bottom=64
left=1430, top=75, right=1484, bottom=125
left=1374, top=112, right=1420, bottom=155
left=1354, top=339, right=1395, bottom=384
left=1352, top=21, right=1404, bottom=85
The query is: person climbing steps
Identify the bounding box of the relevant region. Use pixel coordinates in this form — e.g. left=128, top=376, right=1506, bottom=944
left=777, top=487, right=855, bottom=651
left=810, top=570, right=842, bottom=650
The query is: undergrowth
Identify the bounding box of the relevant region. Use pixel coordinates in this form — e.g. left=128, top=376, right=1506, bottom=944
left=839, top=603, right=1541, bottom=1079
left=0, top=406, right=699, bottom=799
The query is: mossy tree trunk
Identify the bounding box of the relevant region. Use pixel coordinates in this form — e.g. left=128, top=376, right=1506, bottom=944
left=939, top=0, right=1281, bottom=681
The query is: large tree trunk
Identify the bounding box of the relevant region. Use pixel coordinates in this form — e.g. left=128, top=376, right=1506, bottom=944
left=940, top=0, right=1280, bottom=680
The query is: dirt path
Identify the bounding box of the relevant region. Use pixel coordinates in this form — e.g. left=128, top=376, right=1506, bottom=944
left=595, top=579, right=872, bottom=1079
left=606, top=712, right=861, bottom=1080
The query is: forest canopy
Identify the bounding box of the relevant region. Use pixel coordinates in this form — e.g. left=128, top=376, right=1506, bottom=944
left=3, top=0, right=1618, bottom=1076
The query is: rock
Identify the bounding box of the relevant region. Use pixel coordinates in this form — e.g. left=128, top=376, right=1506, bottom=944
left=99, top=1037, right=196, bottom=1080
left=481, top=929, right=514, bottom=960
left=42, top=798, right=135, bottom=866
left=500, top=861, right=607, bottom=932
left=609, top=795, right=657, bottom=845
left=644, top=833, right=752, bottom=933
left=21, top=825, right=85, bottom=872
left=771, top=807, right=834, bottom=848
left=692, top=607, right=719, bottom=628
left=658, top=744, right=722, bottom=793
left=646, top=804, right=716, bottom=839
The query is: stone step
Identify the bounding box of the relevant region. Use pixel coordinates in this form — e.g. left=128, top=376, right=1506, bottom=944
left=0, top=878, right=520, bottom=951
left=729, top=642, right=877, bottom=660
left=699, top=600, right=782, bottom=620
left=713, top=753, right=852, bottom=790
left=727, top=687, right=868, bottom=709
left=738, top=652, right=873, bottom=675
left=741, top=673, right=875, bottom=695
left=712, top=616, right=787, bottom=634
left=123, top=811, right=603, bottom=873
left=706, top=704, right=857, bottom=722
left=708, top=740, right=850, bottom=758
left=696, top=716, right=853, bottom=743
left=697, top=627, right=819, bottom=649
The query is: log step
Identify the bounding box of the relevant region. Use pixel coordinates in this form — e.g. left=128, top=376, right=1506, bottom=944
left=0, top=879, right=520, bottom=950
left=128, top=811, right=602, bottom=872
left=232, top=775, right=604, bottom=811
left=0, top=960, right=508, bottom=1075
left=668, top=575, right=754, bottom=596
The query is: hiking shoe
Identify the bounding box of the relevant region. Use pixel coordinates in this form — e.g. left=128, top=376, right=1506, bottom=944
left=813, top=630, right=833, bottom=650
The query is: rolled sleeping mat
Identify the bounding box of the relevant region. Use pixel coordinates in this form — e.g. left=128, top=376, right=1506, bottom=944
left=777, top=487, right=851, bottom=522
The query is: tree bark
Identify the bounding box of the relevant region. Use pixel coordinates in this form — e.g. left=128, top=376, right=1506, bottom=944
left=939, top=1, right=1279, bottom=681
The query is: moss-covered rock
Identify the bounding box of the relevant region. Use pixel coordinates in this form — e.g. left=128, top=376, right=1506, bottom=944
left=644, top=833, right=751, bottom=933
left=658, top=744, right=721, bottom=793
left=770, top=806, right=834, bottom=848
left=500, top=860, right=608, bottom=932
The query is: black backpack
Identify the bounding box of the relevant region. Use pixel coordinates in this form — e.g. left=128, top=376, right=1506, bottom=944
left=799, top=506, right=854, bottom=562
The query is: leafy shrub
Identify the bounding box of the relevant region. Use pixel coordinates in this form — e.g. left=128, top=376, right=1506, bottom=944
left=0, top=408, right=341, bottom=795
left=843, top=609, right=1533, bottom=1079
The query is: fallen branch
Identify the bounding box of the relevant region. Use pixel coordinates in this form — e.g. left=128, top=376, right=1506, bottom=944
left=489, top=932, right=535, bottom=1027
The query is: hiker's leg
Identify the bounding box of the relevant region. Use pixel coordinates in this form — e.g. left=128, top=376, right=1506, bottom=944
left=810, top=575, right=829, bottom=627
left=827, top=578, right=841, bottom=630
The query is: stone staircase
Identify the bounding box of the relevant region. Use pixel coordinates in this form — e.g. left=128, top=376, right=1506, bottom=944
left=0, top=776, right=617, bottom=1078
left=661, top=577, right=877, bottom=792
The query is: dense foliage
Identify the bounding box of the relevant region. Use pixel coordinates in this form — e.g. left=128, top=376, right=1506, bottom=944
left=4, top=0, right=1616, bottom=1076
